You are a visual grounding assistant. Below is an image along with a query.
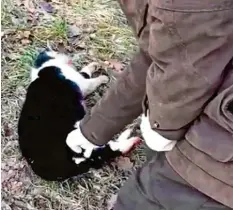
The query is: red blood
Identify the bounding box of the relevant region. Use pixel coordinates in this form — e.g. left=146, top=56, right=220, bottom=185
left=123, top=137, right=142, bottom=155
left=68, top=60, right=73, bottom=65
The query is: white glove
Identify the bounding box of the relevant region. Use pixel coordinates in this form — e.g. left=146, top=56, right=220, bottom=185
left=140, top=114, right=177, bottom=151
left=108, top=128, right=141, bottom=154
left=66, top=122, right=141, bottom=164
left=66, top=121, right=99, bottom=159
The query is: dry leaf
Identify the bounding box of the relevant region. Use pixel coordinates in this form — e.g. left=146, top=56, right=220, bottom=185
left=1, top=29, right=16, bottom=37
left=16, top=0, right=24, bottom=6
left=67, top=25, right=81, bottom=38
left=1, top=201, right=11, bottom=210
left=108, top=59, right=124, bottom=72
left=23, top=30, right=31, bottom=38
left=107, top=194, right=118, bottom=210
left=51, top=0, right=63, bottom=4
left=115, top=156, right=133, bottom=170
left=90, top=33, right=96, bottom=39
left=3, top=124, right=13, bottom=137
left=40, top=1, right=54, bottom=13
left=78, top=42, right=86, bottom=49
left=66, top=0, right=79, bottom=5
left=21, top=39, right=31, bottom=45
left=56, top=42, right=67, bottom=53
left=24, top=0, right=36, bottom=13
left=11, top=17, right=22, bottom=25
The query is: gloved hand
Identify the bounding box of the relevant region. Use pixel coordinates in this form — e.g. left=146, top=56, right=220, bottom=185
left=66, top=122, right=141, bottom=164
left=140, top=114, right=177, bottom=151
left=66, top=121, right=99, bottom=159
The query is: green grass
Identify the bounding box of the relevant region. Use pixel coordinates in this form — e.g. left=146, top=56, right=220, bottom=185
left=6, top=46, right=38, bottom=89
left=88, top=22, right=135, bottom=59
left=52, top=19, right=68, bottom=39
left=17, top=46, right=38, bottom=69
left=33, top=18, right=68, bottom=43
left=1, top=0, right=14, bottom=27
left=72, top=0, right=137, bottom=60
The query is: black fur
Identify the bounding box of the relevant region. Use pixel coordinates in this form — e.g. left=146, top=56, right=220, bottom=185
left=80, top=72, right=91, bottom=79
left=34, top=49, right=53, bottom=68
left=18, top=65, right=121, bottom=181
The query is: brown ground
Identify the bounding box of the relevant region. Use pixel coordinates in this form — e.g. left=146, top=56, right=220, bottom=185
left=1, top=0, right=146, bottom=209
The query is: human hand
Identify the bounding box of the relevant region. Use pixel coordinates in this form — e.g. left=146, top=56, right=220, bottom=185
left=108, top=128, right=141, bottom=154
left=66, top=121, right=99, bottom=159
left=66, top=122, right=141, bottom=164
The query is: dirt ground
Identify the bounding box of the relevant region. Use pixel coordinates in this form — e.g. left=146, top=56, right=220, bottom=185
left=1, top=0, right=146, bottom=209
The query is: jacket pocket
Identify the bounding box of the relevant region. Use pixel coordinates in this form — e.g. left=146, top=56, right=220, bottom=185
left=186, top=115, right=233, bottom=162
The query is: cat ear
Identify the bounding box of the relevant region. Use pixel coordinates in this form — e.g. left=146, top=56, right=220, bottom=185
left=34, top=51, right=53, bottom=68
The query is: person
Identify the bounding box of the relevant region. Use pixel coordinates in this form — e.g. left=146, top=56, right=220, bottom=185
left=66, top=0, right=233, bottom=209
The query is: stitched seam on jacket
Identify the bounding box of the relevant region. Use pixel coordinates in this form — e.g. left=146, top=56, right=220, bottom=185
left=154, top=7, right=233, bottom=13
left=189, top=139, right=233, bottom=163
left=172, top=10, right=233, bottom=87
left=172, top=11, right=213, bottom=86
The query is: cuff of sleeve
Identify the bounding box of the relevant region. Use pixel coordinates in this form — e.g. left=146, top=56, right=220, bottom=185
left=153, top=127, right=188, bottom=141
left=80, top=115, right=108, bottom=146
left=140, top=114, right=177, bottom=151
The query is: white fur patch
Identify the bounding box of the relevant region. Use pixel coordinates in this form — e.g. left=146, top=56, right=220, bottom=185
left=72, top=157, right=86, bottom=165
left=30, top=67, right=40, bottom=82
left=31, top=52, right=108, bottom=97
left=38, top=56, right=88, bottom=93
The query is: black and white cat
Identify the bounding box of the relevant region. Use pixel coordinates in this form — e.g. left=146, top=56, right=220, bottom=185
left=18, top=48, right=140, bottom=181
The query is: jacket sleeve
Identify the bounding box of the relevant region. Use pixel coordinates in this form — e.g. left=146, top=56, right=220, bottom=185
left=80, top=50, right=152, bottom=145
left=146, top=5, right=233, bottom=140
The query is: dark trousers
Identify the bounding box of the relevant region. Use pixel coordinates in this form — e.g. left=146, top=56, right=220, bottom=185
left=114, top=150, right=231, bottom=210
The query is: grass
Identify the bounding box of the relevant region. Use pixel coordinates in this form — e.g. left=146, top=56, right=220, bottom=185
left=33, top=19, right=68, bottom=43
left=15, top=46, right=38, bottom=78
left=2, top=46, right=37, bottom=93
left=1, top=0, right=14, bottom=26
left=87, top=22, right=135, bottom=59
left=71, top=0, right=136, bottom=60
left=1, top=0, right=144, bottom=209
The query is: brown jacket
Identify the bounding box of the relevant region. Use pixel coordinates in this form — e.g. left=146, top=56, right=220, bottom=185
left=80, top=0, right=233, bottom=208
